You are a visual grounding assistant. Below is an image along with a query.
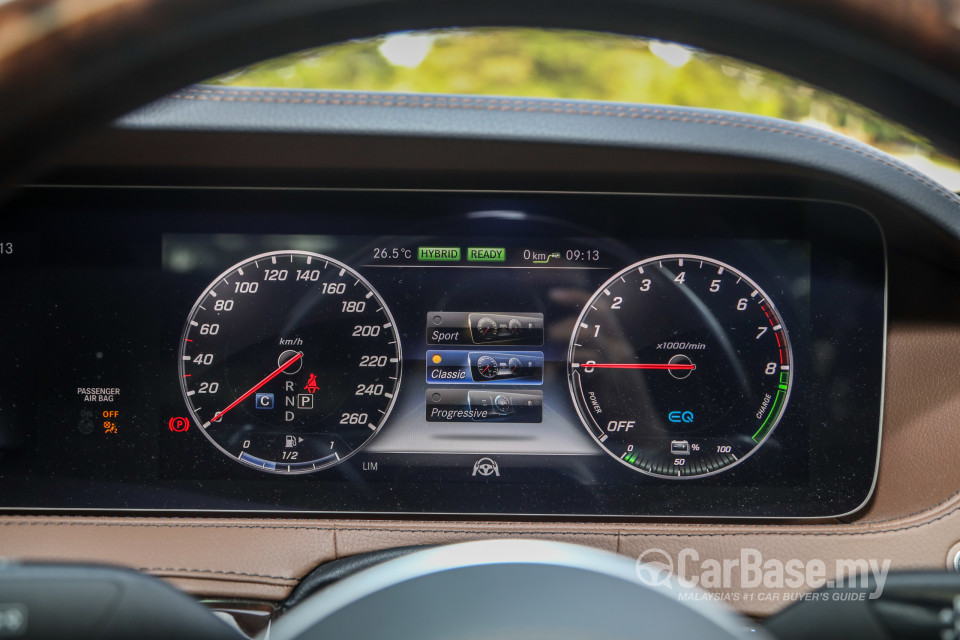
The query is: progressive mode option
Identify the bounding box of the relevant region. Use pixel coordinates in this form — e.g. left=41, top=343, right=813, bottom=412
left=426, top=389, right=543, bottom=423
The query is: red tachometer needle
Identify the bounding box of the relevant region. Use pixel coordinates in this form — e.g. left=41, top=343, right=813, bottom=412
left=209, top=351, right=304, bottom=425
left=574, top=363, right=696, bottom=370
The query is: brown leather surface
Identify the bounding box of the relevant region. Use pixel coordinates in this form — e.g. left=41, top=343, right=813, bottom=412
left=3, top=325, right=960, bottom=616
left=791, top=0, right=960, bottom=63
left=0, top=517, right=334, bottom=601
left=0, top=0, right=137, bottom=63
left=2, top=497, right=960, bottom=617
left=848, top=324, right=960, bottom=523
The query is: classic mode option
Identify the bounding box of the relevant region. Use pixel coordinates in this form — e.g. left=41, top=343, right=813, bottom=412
left=426, top=350, right=544, bottom=384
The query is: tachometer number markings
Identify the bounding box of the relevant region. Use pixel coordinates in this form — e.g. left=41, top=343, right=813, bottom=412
left=567, top=254, right=792, bottom=479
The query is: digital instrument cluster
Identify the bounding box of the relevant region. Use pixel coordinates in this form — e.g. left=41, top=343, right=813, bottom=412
left=0, top=189, right=886, bottom=518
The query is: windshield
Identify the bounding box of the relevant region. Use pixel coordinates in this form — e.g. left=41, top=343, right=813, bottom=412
left=210, top=28, right=960, bottom=191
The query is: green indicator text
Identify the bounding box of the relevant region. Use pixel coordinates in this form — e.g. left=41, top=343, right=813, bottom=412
left=466, top=247, right=506, bottom=262
left=752, top=389, right=785, bottom=442
left=418, top=247, right=461, bottom=262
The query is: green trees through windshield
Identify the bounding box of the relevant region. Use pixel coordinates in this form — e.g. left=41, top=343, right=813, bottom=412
left=211, top=28, right=960, bottom=190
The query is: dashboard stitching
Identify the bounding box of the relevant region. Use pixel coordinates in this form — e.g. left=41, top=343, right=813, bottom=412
left=0, top=521, right=615, bottom=535
left=4, top=514, right=960, bottom=536
left=167, top=88, right=960, bottom=208
left=140, top=568, right=297, bottom=581
left=0, top=521, right=338, bottom=530
left=851, top=488, right=960, bottom=525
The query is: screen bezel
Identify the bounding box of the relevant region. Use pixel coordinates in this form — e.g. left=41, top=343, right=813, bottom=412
left=0, top=187, right=886, bottom=519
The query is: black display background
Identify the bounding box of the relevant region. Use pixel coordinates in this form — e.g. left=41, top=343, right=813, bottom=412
left=0, top=189, right=884, bottom=519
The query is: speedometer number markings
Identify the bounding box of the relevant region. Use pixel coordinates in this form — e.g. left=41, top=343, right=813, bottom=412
left=178, top=251, right=402, bottom=474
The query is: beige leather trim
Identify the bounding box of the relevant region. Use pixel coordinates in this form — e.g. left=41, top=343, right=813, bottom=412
left=0, top=518, right=332, bottom=602
left=851, top=324, right=960, bottom=523
left=3, top=325, right=960, bottom=616
left=3, top=502, right=960, bottom=617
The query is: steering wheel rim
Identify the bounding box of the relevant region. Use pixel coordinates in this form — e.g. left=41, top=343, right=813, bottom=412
left=1, top=0, right=959, bottom=186
left=265, top=540, right=767, bottom=640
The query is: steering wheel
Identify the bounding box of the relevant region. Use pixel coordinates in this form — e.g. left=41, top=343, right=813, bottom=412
left=265, top=540, right=760, bottom=640
left=1, top=0, right=959, bottom=185
left=0, top=0, right=957, bottom=638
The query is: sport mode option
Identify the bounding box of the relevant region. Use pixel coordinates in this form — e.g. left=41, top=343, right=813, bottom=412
left=427, top=311, right=544, bottom=345
left=426, top=350, right=544, bottom=384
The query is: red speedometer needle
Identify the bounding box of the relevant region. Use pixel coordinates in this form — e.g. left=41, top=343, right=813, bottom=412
left=209, top=351, right=304, bottom=425
left=573, top=362, right=696, bottom=370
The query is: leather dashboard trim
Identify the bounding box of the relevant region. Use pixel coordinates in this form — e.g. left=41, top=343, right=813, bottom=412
left=5, top=324, right=959, bottom=616
left=3, top=490, right=960, bottom=617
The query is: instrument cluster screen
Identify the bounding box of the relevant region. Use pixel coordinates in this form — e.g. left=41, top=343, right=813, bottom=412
left=0, top=189, right=886, bottom=518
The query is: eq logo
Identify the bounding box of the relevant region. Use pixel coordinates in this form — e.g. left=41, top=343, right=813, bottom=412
left=668, top=410, right=695, bottom=423
left=168, top=416, right=190, bottom=432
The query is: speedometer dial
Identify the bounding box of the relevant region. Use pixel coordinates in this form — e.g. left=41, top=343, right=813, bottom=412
left=178, top=250, right=401, bottom=474
left=568, top=255, right=792, bottom=478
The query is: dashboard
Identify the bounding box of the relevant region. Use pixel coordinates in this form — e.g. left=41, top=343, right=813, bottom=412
left=0, top=187, right=885, bottom=518
left=3, top=0, right=960, bottom=626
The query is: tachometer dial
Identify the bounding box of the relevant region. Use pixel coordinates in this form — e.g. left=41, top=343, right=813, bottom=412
left=178, top=251, right=402, bottom=474
left=568, top=255, right=792, bottom=478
